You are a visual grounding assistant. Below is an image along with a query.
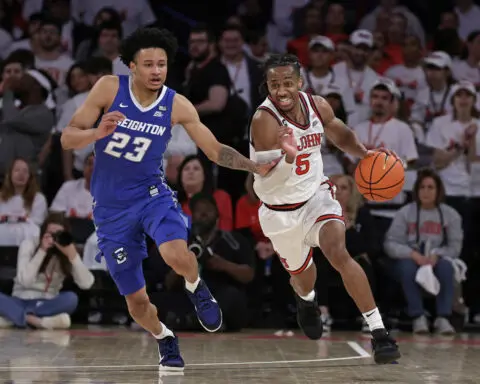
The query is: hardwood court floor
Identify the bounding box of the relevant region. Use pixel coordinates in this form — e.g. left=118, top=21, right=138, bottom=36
left=0, top=327, right=479, bottom=383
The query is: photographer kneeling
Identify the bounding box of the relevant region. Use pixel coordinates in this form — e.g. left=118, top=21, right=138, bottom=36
left=153, top=193, right=255, bottom=331
left=0, top=213, right=94, bottom=329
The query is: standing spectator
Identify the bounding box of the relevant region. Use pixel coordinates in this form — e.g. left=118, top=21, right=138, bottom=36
left=410, top=51, right=453, bottom=142
left=0, top=158, right=47, bottom=246
left=324, top=3, right=348, bottom=45
left=34, top=17, right=74, bottom=87
left=348, top=79, right=418, bottom=244
left=286, top=5, right=323, bottom=67
left=425, top=81, right=475, bottom=214
left=384, top=169, right=461, bottom=335
left=385, top=35, right=427, bottom=116
left=4, top=12, right=43, bottom=57
left=0, top=213, right=94, bottom=329
left=358, top=0, right=425, bottom=47
left=333, top=30, right=380, bottom=123
left=454, top=0, right=480, bottom=41
left=176, top=155, right=233, bottom=231
left=452, top=31, right=480, bottom=88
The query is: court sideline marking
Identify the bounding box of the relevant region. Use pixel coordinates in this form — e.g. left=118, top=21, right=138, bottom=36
left=0, top=340, right=371, bottom=371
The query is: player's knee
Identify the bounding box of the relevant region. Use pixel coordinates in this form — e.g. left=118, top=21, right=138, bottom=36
left=160, top=240, right=192, bottom=271
left=125, top=292, right=151, bottom=318
left=322, top=238, right=349, bottom=270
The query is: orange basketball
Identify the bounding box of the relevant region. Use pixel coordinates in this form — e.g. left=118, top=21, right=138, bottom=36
left=354, top=152, right=405, bottom=202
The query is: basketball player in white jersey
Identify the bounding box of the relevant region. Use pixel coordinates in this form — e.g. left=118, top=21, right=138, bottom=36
left=250, top=54, right=400, bottom=364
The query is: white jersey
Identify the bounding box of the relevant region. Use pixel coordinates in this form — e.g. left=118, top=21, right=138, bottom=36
left=251, top=92, right=327, bottom=205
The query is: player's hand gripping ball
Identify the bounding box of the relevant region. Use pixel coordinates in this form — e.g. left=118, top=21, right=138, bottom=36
left=355, top=150, right=405, bottom=202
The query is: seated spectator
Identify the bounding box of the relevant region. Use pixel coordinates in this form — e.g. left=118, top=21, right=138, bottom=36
left=177, top=155, right=233, bottom=231
left=0, top=68, right=56, bottom=175
left=0, top=158, right=47, bottom=246
left=384, top=169, right=462, bottom=335
left=55, top=56, right=112, bottom=180
left=0, top=50, right=35, bottom=114
left=152, top=193, right=254, bottom=331
left=316, top=174, right=376, bottom=333
left=0, top=213, right=94, bottom=329
left=50, top=152, right=93, bottom=219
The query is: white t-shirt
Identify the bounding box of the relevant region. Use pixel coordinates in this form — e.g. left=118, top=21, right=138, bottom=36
left=470, top=123, right=480, bottom=197
left=452, top=59, right=480, bottom=88
left=50, top=178, right=93, bottom=218
left=426, top=114, right=471, bottom=197
left=0, top=193, right=48, bottom=246
left=35, top=54, right=74, bottom=86
left=332, top=61, right=380, bottom=125
left=384, top=65, right=427, bottom=104
left=455, top=5, right=480, bottom=41
left=351, top=117, right=419, bottom=216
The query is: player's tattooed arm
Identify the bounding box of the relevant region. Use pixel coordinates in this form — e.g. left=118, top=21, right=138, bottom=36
left=172, top=94, right=277, bottom=175
left=313, top=96, right=369, bottom=159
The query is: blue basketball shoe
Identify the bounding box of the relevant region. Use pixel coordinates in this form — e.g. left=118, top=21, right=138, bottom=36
left=158, top=336, right=184, bottom=371
left=185, top=279, right=223, bottom=332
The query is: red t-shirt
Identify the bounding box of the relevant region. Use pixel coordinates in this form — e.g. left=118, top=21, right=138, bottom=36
left=182, top=189, right=233, bottom=231
left=235, top=195, right=266, bottom=242
left=287, top=35, right=310, bottom=67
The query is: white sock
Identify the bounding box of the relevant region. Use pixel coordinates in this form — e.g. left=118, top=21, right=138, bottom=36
left=299, top=290, right=315, bottom=302
left=362, top=307, right=385, bottom=332
left=153, top=322, right=174, bottom=339
left=185, top=276, right=201, bottom=293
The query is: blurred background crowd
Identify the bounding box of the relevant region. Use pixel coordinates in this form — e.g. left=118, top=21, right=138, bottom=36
left=1, top=0, right=480, bottom=336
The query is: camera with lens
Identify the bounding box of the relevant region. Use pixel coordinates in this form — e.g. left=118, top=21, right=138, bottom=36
left=53, top=230, right=74, bottom=246
left=188, top=235, right=213, bottom=263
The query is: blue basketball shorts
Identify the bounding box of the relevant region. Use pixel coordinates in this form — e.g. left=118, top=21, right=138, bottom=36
left=93, top=197, right=190, bottom=296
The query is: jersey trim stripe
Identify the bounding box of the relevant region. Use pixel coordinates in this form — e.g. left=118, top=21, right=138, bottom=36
left=306, top=93, right=324, bottom=125
left=257, top=106, right=282, bottom=125
left=264, top=200, right=307, bottom=211
left=289, top=248, right=314, bottom=275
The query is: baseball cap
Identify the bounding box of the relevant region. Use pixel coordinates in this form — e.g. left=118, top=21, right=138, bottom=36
left=451, top=80, right=477, bottom=98
left=424, top=51, right=452, bottom=69
left=370, top=78, right=401, bottom=98
left=308, top=35, right=334, bottom=51
left=349, top=29, right=374, bottom=48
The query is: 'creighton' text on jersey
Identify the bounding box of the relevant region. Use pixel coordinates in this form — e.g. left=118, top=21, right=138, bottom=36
left=91, top=75, right=175, bottom=207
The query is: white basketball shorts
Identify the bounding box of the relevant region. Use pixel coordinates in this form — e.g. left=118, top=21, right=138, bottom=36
left=258, top=180, right=344, bottom=274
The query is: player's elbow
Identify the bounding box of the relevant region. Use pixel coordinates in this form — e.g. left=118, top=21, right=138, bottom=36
left=60, top=128, right=72, bottom=150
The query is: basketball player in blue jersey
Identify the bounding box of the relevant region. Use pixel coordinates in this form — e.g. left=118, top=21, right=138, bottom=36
left=60, top=28, right=277, bottom=371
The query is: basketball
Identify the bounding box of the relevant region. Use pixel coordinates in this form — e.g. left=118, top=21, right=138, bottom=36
left=354, top=152, right=405, bottom=201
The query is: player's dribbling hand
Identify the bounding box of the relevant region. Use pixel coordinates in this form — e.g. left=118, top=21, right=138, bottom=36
left=95, top=111, right=126, bottom=140
left=278, top=126, right=298, bottom=162
left=366, top=147, right=399, bottom=160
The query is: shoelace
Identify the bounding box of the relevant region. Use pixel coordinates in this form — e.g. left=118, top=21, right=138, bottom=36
left=194, top=287, right=214, bottom=312
left=160, top=337, right=179, bottom=359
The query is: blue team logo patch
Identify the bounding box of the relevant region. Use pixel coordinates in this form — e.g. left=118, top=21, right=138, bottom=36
left=113, top=247, right=128, bottom=265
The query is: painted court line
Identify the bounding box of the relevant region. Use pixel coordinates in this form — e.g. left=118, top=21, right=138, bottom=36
left=1, top=355, right=370, bottom=372
left=347, top=341, right=371, bottom=358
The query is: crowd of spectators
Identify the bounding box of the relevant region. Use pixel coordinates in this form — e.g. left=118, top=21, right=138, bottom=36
left=1, top=0, right=480, bottom=335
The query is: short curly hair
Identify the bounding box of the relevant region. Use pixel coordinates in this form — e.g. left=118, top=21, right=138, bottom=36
left=119, top=27, right=178, bottom=67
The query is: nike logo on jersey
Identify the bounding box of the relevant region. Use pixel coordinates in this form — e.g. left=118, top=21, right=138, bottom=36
left=119, top=103, right=128, bottom=108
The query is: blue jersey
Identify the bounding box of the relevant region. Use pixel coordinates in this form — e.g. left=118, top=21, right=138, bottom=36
left=91, top=75, right=175, bottom=207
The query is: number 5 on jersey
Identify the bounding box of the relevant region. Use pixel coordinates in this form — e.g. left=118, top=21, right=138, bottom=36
left=104, top=132, right=152, bottom=162
left=295, top=153, right=311, bottom=175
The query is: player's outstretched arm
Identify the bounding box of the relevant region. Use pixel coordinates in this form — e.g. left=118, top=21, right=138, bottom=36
left=314, top=95, right=369, bottom=159
left=172, top=94, right=277, bottom=176
left=61, top=76, right=124, bottom=150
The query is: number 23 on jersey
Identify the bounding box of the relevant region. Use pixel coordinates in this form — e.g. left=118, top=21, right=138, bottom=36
left=104, top=132, right=152, bottom=162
